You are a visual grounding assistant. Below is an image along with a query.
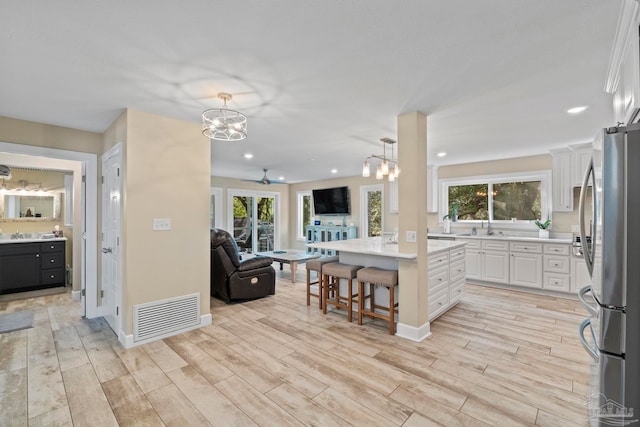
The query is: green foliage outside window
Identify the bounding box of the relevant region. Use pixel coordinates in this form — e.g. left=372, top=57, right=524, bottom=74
left=368, top=190, right=382, bottom=237
left=448, top=181, right=541, bottom=221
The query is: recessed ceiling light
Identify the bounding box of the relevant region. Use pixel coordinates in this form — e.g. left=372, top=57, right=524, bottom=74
left=437, top=152, right=447, bottom=157
left=243, top=153, right=253, bottom=159
left=567, top=106, right=588, bottom=115
left=331, top=169, right=338, bottom=174
left=278, top=176, right=284, bottom=180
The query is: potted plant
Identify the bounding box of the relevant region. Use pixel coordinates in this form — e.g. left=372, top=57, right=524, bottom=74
left=535, top=219, right=551, bottom=239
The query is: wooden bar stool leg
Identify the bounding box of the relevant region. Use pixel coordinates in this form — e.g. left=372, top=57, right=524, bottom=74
left=358, top=280, right=364, bottom=325
left=335, top=276, right=340, bottom=311
left=389, top=285, right=395, bottom=335
left=306, top=269, right=311, bottom=306
left=370, top=283, right=375, bottom=320
left=322, top=273, right=329, bottom=315
left=347, top=278, right=353, bottom=322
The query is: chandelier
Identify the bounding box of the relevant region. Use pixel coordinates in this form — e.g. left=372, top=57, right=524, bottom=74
left=201, top=92, right=247, bottom=141
left=362, top=137, right=400, bottom=181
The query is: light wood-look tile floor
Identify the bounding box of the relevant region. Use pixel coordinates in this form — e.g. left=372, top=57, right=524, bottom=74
left=0, top=268, right=591, bottom=426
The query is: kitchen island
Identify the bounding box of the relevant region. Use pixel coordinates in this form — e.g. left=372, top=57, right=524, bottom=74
left=306, top=237, right=467, bottom=326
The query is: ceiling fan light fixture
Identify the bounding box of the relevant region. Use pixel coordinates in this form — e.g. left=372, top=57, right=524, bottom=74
left=0, top=165, right=11, bottom=180
left=202, top=93, right=247, bottom=142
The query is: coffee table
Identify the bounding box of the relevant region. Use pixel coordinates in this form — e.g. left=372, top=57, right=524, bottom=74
left=255, top=249, right=319, bottom=283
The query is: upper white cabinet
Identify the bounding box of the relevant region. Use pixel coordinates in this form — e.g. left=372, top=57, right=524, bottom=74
left=427, top=165, right=438, bottom=213
left=606, top=0, right=640, bottom=125
left=551, top=149, right=573, bottom=211
left=570, top=144, right=593, bottom=187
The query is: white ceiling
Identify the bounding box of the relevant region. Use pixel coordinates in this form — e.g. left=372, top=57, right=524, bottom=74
left=0, top=1, right=622, bottom=183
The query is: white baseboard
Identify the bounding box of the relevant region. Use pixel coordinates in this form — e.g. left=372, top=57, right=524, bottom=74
left=396, top=321, right=431, bottom=342
left=120, top=313, right=212, bottom=349
left=71, top=290, right=81, bottom=301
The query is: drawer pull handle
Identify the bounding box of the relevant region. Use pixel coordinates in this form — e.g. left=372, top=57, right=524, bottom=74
left=50, top=245, right=55, bottom=249
left=438, top=302, right=443, bottom=306
left=50, top=275, right=55, bottom=279
left=50, top=259, right=55, bottom=263
left=36, top=254, right=40, bottom=258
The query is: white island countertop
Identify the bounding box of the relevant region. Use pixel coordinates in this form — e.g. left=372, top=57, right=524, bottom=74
left=306, top=237, right=466, bottom=259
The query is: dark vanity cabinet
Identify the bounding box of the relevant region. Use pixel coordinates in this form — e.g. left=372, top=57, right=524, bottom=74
left=0, top=241, right=66, bottom=294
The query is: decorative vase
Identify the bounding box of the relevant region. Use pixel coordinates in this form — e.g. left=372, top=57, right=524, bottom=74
left=538, top=229, right=550, bottom=239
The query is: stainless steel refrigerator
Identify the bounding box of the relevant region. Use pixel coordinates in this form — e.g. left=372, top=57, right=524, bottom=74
left=578, top=124, right=640, bottom=426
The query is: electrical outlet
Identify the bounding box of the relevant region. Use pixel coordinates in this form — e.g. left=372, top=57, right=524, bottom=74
left=153, top=218, right=171, bottom=231
left=406, top=230, right=417, bottom=242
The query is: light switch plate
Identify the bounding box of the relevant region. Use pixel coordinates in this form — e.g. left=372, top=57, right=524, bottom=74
left=153, top=218, right=171, bottom=231
left=406, top=230, right=417, bottom=242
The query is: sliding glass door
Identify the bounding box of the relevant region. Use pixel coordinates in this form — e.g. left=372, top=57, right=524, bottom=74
left=228, top=190, right=279, bottom=253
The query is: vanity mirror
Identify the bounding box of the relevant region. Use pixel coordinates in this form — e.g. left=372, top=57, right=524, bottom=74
left=2, top=193, right=61, bottom=220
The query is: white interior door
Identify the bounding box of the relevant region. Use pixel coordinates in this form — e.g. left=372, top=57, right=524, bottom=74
left=101, top=145, right=122, bottom=334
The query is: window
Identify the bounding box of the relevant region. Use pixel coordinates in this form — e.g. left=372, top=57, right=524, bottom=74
left=441, top=171, right=550, bottom=223
left=360, top=184, right=384, bottom=237
left=227, top=189, right=279, bottom=253
left=297, top=191, right=312, bottom=240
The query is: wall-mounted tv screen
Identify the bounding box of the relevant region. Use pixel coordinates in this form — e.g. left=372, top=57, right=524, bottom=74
left=312, top=186, right=350, bottom=216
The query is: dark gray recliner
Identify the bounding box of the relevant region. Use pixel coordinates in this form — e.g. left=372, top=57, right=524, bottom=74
left=210, top=228, right=276, bottom=303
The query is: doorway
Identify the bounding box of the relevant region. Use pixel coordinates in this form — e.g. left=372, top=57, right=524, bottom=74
left=0, top=141, right=99, bottom=317
left=228, top=189, right=279, bottom=253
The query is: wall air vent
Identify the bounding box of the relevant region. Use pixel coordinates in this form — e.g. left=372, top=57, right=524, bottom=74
left=133, top=293, right=200, bottom=342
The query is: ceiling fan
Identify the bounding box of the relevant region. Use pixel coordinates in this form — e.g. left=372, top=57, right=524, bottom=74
left=247, top=169, right=286, bottom=185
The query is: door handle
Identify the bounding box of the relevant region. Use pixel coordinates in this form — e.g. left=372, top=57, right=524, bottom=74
left=578, top=318, right=598, bottom=361
left=102, top=248, right=112, bottom=254
left=578, top=285, right=598, bottom=317
left=579, top=157, right=594, bottom=276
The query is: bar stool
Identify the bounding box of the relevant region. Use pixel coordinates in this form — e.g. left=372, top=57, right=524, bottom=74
left=306, top=256, right=339, bottom=309
left=322, top=262, right=363, bottom=322
left=357, top=267, right=399, bottom=335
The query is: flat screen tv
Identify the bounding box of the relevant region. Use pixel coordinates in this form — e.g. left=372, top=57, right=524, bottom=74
left=312, top=186, right=351, bottom=216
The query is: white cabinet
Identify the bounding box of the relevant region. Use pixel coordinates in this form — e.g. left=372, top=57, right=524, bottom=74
left=606, top=0, right=640, bottom=125
left=427, top=244, right=465, bottom=321
left=427, top=165, right=438, bottom=213
left=509, top=241, right=542, bottom=288
left=389, top=179, right=398, bottom=213
left=551, top=149, right=573, bottom=212
left=572, top=257, right=591, bottom=293
left=460, top=239, right=508, bottom=284
left=542, top=243, right=571, bottom=292
left=570, top=144, right=592, bottom=187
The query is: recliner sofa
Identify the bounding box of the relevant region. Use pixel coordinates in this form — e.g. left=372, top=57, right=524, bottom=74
left=210, top=228, right=276, bottom=303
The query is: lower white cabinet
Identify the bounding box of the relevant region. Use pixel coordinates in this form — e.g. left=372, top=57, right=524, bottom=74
left=510, top=252, right=543, bottom=288
left=460, top=239, right=508, bottom=284
left=572, top=257, right=591, bottom=293
left=428, top=245, right=466, bottom=321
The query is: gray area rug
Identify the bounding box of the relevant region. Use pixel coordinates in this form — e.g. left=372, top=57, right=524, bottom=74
left=0, top=310, right=34, bottom=334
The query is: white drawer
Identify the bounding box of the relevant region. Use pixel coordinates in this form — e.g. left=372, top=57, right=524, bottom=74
left=458, top=239, right=481, bottom=250
left=428, top=252, right=449, bottom=269
left=483, top=240, right=509, bottom=251
left=449, top=259, right=465, bottom=283
left=450, top=247, right=466, bottom=262
left=543, top=272, right=571, bottom=292
left=509, top=241, right=542, bottom=253
left=449, top=280, right=465, bottom=304
left=544, top=244, right=570, bottom=256
left=429, top=288, right=449, bottom=319
left=543, top=255, right=571, bottom=274
left=428, top=267, right=449, bottom=293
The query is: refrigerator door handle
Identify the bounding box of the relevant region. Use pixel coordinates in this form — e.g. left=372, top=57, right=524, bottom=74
left=578, top=285, right=598, bottom=317
left=579, top=318, right=598, bottom=361
left=579, top=157, right=595, bottom=276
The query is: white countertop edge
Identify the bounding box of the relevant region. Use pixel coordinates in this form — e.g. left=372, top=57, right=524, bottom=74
left=0, top=237, right=67, bottom=244
left=428, top=233, right=572, bottom=244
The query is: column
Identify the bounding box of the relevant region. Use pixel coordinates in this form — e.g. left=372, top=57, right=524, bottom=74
left=396, top=111, right=430, bottom=341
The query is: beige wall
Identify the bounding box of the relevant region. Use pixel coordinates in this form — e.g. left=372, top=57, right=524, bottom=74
left=123, top=110, right=210, bottom=334
left=288, top=175, right=399, bottom=251
left=428, top=154, right=584, bottom=233
left=0, top=116, right=102, bottom=290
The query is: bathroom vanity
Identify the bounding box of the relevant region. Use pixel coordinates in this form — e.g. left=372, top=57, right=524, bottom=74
left=0, top=237, right=66, bottom=294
